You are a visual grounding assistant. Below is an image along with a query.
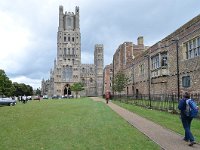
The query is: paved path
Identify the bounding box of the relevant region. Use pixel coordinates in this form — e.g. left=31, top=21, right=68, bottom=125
left=91, top=97, right=200, bottom=150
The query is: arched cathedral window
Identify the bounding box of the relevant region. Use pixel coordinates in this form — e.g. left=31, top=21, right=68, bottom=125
left=62, top=66, right=73, bottom=81
left=64, top=48, right=67, bottom=56
left=67, top=17, right=72, bottom=27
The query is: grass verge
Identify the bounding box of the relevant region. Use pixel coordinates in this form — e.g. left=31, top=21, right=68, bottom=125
left=0, top=98, right=160, bottom=150
left=112, top=100, right=200, bottom=142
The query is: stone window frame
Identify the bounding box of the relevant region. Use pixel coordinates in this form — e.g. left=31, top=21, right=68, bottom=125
left=72, top=48, right=75, bottom=55
left=68, top=48, right=70, bottom=55
left=67, top=17, right=72, bottom=27
left=82, top=68, right=85, bottom=73
left=81, top=78, right=86, bottom=86
left=161, top=52, right=168, bottom=67
left=182, top=75, right=190, bottom=88
left=151, top=54, right=160, bottom=70
left=90, top=67, right=93, bottom=73
left=62, top=66, right=73, bottom=81
left=64, top=48, right=67, bottom=56
left=185, top=36, right=200, bottom=59
left=139, top=63, right=145, bottom=77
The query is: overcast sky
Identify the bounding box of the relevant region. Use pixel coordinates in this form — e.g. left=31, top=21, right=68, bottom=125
left=0, top=0, right=200, bottom=89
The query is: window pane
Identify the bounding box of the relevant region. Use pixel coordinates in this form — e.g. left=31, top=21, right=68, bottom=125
left=193, top=39, right=196, bottom=48
left=151, top=55, right=159, bottom=69
left=198, top=47, right=200, bottom=56
left=189, top=41, right=192, bottom=49
left=182, top=76, right=190, bottom=88
left=64, top=48, right=66, bottom=56
left=198, top=37, right=200, bottom=46
left=194, top=48, right=198, bottom=56
left=161, top=53, right=167, bottom=66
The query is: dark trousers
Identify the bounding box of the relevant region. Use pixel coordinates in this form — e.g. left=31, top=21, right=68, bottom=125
left=181, top=116, right=194, bottom=142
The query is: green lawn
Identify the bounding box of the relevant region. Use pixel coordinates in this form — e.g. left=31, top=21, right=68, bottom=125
left=113, top=100, right=200, bottom=142
left=0, top=98, right=160, bottom=150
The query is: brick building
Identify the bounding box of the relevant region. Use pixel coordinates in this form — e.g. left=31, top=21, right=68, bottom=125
left=103, top=64, right=113, bottom=95
left=110, top=14, right=200, bottom=97
left=112, top=37, right=149, bottom=95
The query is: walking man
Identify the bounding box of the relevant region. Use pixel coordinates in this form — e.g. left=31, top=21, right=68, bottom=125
left=178, top=92, right=196, bottom=146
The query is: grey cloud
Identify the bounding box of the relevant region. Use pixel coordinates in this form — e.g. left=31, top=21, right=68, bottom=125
left=1, top=0, right=200, bottom=88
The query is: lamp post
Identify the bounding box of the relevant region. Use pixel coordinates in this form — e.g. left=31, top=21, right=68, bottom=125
left=145, top=55, right=151, bottom=108
left=172, top=38, right=180, bottom=101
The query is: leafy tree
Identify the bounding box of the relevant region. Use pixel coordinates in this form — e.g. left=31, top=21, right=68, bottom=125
left=26, top=85, right=33, bottom=96
left=70, top=82, right=84, bottom=98
left=0, top=69, right=34, bottom=97
left=12, top=82, right=33, bottom=96
left=13, top=82, right=22, bottom=96
left=0, top=69, right=14, bottom=97
left=35, top=88, right=41, bottom=96
left=112, top=71, right=130, bottom=96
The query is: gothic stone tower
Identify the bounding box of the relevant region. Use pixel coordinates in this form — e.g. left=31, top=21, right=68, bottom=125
left=94, top=44, right=104, bottom=96
left=52, top=6, right=81, bottom=96
left=42, top=6, right=104, bottom=97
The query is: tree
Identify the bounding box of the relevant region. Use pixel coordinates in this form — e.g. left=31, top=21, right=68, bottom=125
left=0, top=69, right=14, bottom=97
left=12, top=82, right=33, bottom=96
left=35, top=88, right=41, bottom=96
left=26, top=85, right=33, bottom=96
left=0, top=69, right=34, bottom=97
left=70, top=82, right=84, bottom=98
left=112, top=71, right=130, bottom=96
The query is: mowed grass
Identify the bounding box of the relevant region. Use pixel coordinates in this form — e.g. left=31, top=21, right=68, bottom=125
left=113, top=100, right=200, bottom=142
left=0, top=98, right=160, bottom=150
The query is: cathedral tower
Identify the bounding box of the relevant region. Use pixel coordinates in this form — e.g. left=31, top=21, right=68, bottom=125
left=42, top=6, right=104, bottom=97
left=53, top=5, right=81, bottom=96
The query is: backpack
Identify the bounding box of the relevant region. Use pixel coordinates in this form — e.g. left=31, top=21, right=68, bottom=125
left=185, top=99, right=199, bottom=118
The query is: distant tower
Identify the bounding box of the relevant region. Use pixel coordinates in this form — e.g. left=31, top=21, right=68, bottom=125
left=94, top=44, right=104, bottom=96
left=53, top=5, right=81, bottom=96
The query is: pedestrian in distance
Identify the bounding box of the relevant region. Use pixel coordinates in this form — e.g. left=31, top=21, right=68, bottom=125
left=105, top=91, right=110, bottom=104
left=178, top=92, right=196, bottom=146
left=22, top=95, right=27, bottom=104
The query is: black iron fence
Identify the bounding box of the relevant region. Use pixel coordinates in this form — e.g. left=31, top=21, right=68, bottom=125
left=112, top=94, right=200, bottom=118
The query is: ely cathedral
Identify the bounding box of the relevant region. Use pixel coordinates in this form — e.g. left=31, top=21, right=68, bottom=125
left=41, top=5, right=104, bottom=97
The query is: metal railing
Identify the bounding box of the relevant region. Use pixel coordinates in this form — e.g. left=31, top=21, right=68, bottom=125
left=112, top=94, right=200, bottom=118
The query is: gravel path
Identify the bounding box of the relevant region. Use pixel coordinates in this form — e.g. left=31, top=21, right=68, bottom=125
left=91, top=97, right=200, bottom=150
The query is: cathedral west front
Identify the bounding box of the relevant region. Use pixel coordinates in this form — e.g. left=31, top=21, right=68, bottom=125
left=41, top=5, right=104, bottom=97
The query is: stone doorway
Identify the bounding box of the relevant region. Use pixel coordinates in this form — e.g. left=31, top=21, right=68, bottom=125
left=64, top=84, right=71, bottom=96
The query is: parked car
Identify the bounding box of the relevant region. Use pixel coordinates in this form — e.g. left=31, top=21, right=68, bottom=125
left=0, top=98, right=17, bottom=106
left=33, top=96, right=40, bottom=100
left=62, top=95, right=74, bottom=99
left=52, top=95, right=62, bottom=99
left=27, top=96, right=32, bottom=100
left=43, top=95, right=48, bottom=99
